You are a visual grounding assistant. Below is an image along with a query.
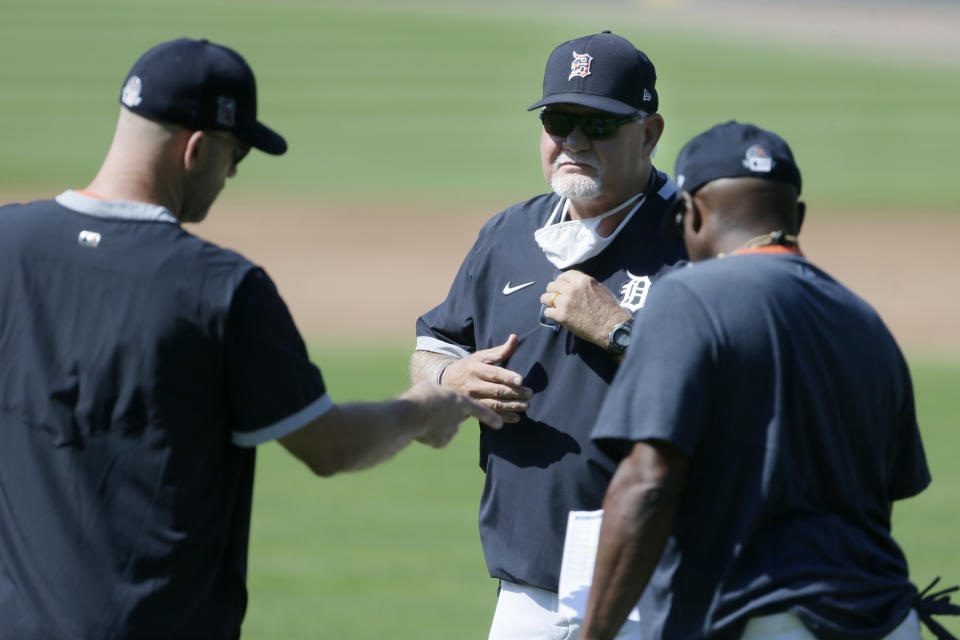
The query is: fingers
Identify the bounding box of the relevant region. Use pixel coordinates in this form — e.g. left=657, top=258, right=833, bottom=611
left=444, top=350, right=530, bottom=400
left=465, top=396, right=504, bottom=430
left=474, top=361, right=527, bottom=388
left=461, top=371, right=532, bottom=407
left=540, top=289, right=562, bottom=309
left=477, top=333, right=520, bottom=365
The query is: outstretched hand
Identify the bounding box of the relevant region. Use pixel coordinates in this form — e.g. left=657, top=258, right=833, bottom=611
left=540, top=270, right=631, bottom=350
left=404, top=382, right=504, bottom=448
left=439, top=334, right=532, bottom=424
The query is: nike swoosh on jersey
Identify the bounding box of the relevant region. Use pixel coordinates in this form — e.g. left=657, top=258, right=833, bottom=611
left=502, top=280, right=536, bottom=295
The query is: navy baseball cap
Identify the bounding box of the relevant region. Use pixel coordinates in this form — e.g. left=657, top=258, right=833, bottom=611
left=527, top=31, right=658, bottom=116
left=119, top=38, right=287, bottom=155
left=675, top=121, right=802, bottom=194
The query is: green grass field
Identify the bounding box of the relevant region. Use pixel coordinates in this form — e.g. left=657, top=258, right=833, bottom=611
left=243, top=346, right=960, bottom=639
left=1, top=0, right=959, bottom=211
left=2, top=0, right=957, bottom=636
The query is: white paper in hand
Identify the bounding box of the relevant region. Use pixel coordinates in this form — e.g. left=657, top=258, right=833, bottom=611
left=557, top=509, right=641, bottom=622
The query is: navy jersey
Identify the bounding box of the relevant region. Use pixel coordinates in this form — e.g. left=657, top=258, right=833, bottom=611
left=416, top=171, right=686, bottom=591
left=0, top=192, right=331, bottom=639
left=592, top=251, right=931, bottom=640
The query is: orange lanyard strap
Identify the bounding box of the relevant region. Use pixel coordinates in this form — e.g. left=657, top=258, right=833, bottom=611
left=732, top=245, right=804, bottom=257
left=75, top=190, right=107, bottom=200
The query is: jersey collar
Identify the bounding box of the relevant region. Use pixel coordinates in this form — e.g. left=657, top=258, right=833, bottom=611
left=55, top=190, right=179, bottom=224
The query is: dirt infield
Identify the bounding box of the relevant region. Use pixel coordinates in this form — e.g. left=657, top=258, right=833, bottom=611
left=186, top=194, right=959, bottom=358
left=2, top=187, right=954, bottom=356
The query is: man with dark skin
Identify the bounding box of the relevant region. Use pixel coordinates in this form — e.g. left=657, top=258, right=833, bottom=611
left=578, top=122, right=952, bottom=639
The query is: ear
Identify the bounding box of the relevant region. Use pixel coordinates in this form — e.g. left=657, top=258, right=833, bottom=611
left=682, top=191, right=702, bottom=234
left=183, top=130, right=206, bottom=171
left=681, top=191, right=712, bottom=261
left=796, top=201, right=806, bottom=234
left=640, top=114, right=665, bottom=158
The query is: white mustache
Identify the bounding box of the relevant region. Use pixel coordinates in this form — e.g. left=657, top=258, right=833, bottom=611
left=553, top=151, right=599, bottom=172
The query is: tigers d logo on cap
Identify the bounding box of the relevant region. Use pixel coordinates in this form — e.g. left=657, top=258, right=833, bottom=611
left=569, top=51, right=593, bottom=80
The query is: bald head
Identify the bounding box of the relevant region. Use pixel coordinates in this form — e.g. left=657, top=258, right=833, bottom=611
left=680, top=177, right=805, bottom=262
left=85, top=108, right=246, bottom=223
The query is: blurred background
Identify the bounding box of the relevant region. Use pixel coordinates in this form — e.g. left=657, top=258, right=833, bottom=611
left=2, top=0, right=958, bottom=637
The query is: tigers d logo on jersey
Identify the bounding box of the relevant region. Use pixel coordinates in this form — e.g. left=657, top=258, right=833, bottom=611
left=618, top=271, right=651, bottom=312
left=569, top=51, right=593, bottom=80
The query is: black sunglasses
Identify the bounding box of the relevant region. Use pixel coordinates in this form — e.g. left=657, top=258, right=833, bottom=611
left=539, top=110, right=646, bottom=140
left=207, top=130, right=251, bottom=166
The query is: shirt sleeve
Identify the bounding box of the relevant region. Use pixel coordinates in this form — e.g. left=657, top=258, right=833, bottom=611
left=224, top=268, right=332, bottom=448
left=414, top=236, right=482, bottom=357
left=887, top=354, right=932, bottom=500
left=591, top=277, right=718, bottom=459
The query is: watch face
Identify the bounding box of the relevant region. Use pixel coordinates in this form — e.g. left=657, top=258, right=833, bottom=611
left=614, top=328, right=631, bottom=348
left=610, top=323, right=631, bottom=352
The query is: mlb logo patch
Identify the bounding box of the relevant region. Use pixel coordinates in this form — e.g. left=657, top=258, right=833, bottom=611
left=78, top=230, right=101, bottom=248
left=216, top=97, right=237, bottom=127
left=569, top=51, right=593, bottom=80
left=742, top=145, right=774, bottom=173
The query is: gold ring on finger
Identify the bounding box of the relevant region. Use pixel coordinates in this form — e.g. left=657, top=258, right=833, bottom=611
left=549, top=291, right=560, bottom=307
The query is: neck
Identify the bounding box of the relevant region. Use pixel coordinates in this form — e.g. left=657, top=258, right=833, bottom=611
left=86, top=110, right=187, bottom=216
left=715, top=229, right=800, bottom=257
left=85, top=161, right=182, bottom=214
left=566, top=168, right=654, bottom=236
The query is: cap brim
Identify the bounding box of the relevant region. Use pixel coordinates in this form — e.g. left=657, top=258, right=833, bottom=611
left=527, top=93, right=639, bottom=116
left=239, top=121, right=287, bottom=155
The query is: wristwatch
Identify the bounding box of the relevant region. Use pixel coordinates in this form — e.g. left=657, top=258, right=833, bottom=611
left=608, top=320, right=632, bottom=355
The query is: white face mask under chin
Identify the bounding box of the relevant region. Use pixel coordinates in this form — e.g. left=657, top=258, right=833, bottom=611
left=534, top=194, right=643, bottom=269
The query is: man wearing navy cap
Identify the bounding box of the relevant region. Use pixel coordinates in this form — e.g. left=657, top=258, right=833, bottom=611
left=410, top=32, right=686, bottom=638
left=579, top=122, right=956, bottom=639
left=0, top=38, right=499, bottom=639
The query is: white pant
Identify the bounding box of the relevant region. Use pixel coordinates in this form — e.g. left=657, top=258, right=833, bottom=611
left=741, top=610, right=921, bottom=639
left=487, top=581, right=642, bottom=640
left=487, top=582, right=923, bottom=640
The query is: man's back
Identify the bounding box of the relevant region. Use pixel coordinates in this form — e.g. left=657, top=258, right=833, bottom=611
left=0, top=194, right=263, bottom=638
left=594, top=250, right=930, bottom=638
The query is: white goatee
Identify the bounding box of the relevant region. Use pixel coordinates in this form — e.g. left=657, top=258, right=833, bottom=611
left=551, top=152, right=602, bottom=200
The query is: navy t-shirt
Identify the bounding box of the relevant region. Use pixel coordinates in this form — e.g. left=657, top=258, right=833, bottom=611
left=592, top=251, right=931, bottom=640
left=416, top=172, right=687, bottom=592
left=0, top=192, right=331, bottom=639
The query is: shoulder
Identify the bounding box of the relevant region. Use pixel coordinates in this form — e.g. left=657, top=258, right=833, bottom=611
left=463, top=193, right=558, bottom=265
left=0, top=199, right=78, bottom=248
left=0, top=198, right=59, bottom=220
left=480, top=193, right=559, bottom=236
left=168, top=230, right=262, bottom=293
left=648, top=168, right=680, bottom=207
